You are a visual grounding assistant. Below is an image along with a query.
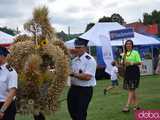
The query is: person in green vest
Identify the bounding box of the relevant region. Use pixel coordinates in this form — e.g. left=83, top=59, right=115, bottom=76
left=122, top=40, right=142, bottom=112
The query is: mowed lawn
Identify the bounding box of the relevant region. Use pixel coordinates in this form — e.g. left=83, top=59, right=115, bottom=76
left=16, top=75, right=160, bottom=120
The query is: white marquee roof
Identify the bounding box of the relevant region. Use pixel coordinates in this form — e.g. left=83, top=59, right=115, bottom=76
left=0, top=31, right=14, bottom=46
left=80, top=22, right=160, bottom=46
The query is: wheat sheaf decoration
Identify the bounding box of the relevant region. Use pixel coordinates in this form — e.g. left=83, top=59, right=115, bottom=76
left=7, top=6, right=70, bottom=114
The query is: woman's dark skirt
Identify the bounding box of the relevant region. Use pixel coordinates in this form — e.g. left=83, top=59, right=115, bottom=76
left=123, top=65, right=140, bottom=90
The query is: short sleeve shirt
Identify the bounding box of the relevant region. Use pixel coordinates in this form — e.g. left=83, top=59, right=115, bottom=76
left=70, top=52, right=97, bottom=87
left=125, top=50, right=141, bottom=63
left=0, top=63, right=18, bottom=102
left=111, top=66, right=118, bottom=80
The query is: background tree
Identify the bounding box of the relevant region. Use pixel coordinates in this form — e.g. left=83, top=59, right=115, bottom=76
left=84, top=23, right=95, bottom=32
left=111, top=13, right=125, bottom=25
left=143, top=10, right=160, bottom=25
left=142, top=10, right=160, bottom=35
left=98, top=16, right=111, bottom=22
left=98, top=13, right=125, bottom=25
left=0, top=26, right=16, bottom=36
left=143, top=13, right=153, bottom=25
left=151, top=10, right=160, bottom=24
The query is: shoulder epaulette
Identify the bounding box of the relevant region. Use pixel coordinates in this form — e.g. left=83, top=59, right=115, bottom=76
left=6, top=65, right=13, bottom=72
left=85, top=55, right=91, bottom=60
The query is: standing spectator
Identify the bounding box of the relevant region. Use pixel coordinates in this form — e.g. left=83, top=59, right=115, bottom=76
left=103, top=61, right=119, bottom=95
left=0, top=47, right=18, bottom=120
left=67, top=37, right=97, bottom=120
left=122, top=40, right=142, bottom=112
left=155, top=54, right=160, bottom=74
left=116, top=48, right=123, bottom=64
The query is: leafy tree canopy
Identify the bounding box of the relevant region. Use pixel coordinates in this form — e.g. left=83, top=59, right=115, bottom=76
left=0, top=26, right=17, bottom=36
left=84, top=13, right=125, bottom=32
left=84, top=23, right=95, bottom=32
left=98, top=13, right=125, bottom=24
left=143, top=10, right=160, bottom=25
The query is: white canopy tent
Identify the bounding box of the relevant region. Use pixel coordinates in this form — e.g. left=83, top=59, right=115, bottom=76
left=111, top=32, right=160, bottom=46
left=80, top=22, right=160, bottom=46
left=0, top=31, right=14, bottom=47
left=66, top=22, right=160, bottom=75
left=66, top=22, right=160, bottom=48
left=79, top=22, right=160, bottom=75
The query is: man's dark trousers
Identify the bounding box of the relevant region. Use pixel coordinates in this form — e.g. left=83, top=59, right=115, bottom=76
left=67, top=85, right=93, bottom=120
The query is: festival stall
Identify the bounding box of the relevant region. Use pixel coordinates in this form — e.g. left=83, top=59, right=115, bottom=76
left=0, top=31, right=14, bottom=47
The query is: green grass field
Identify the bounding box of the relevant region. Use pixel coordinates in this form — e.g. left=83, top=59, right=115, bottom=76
left=16, top=75, right=160, bottom=120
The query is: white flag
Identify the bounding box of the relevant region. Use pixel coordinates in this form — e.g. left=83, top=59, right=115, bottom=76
left=99, top=35, right=114, bottom=75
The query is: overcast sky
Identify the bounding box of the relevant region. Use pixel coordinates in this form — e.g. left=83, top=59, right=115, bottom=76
left=0, top=0, right=160, bottom=34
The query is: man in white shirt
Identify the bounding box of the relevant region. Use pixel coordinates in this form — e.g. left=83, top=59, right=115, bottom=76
left=67, top=37, right=97, bottom=120
left=0, top=47, right=18, bottom=120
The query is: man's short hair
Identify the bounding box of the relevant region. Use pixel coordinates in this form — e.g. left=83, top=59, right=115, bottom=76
left=0, top=47, right=10, bottom=57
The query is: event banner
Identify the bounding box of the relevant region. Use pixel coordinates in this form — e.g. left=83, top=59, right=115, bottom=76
left=109, top=28, right=134, bottom=40
left=99, top=35, right=113, bottom=75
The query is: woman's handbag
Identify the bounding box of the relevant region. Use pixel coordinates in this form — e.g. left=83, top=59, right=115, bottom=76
left=118, top=54, right=126, bottom=78
left=118, top=63, right=125, bottom=78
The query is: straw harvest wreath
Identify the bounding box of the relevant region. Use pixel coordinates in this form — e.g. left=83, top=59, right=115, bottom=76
left=7, top=6, right=70, bottom=114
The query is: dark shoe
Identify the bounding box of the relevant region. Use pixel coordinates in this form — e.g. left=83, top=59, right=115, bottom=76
left=133, top=106, right=140, bottom=111
left=122, top=106, right=130, bottom=112
left=34, top=112, right=45, bottom=120
left=103, top=89, right=107, bottom=95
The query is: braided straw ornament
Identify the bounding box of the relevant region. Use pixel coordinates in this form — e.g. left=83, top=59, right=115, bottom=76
left=7, top=6, right=70, bottom=114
